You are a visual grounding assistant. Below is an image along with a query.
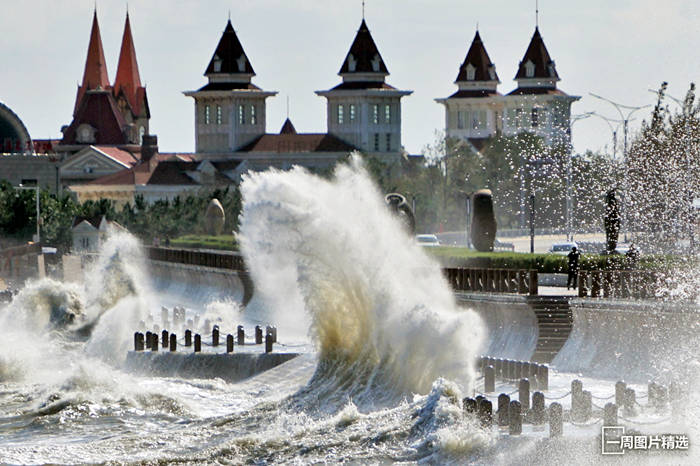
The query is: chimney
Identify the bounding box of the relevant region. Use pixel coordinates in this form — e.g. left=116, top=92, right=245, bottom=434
left=141, top=134, right=158, bottom=162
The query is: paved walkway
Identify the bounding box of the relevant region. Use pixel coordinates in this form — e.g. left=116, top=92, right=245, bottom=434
left=538, top=286, right=579, bottom=297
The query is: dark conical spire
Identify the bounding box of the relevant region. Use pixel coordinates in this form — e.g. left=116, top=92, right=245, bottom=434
left=205, top=19, right=255, bottom=76
left=339, top=19, right=388, bottom=75
left=515, top=27, right=560, bottom=81
left=456, top=30, right=499, bottom=83
left=114, top=12, right=146, bottom=115
left=279, top=118, right=297, bottom=134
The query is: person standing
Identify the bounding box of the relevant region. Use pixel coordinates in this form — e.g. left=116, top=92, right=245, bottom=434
left=567, top=246, right=581, bottom=290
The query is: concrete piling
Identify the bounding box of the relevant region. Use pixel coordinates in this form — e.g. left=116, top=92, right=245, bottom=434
left=185, top=329, right=192, bottom=346
left=581, top=390, right=592, bottom=422
left=161, top=330, right=169, bottom=349
left=615, top=381, right=626, bottom=407
left=145, top=331, right=152, bottom=349
left=204, top=319, right=211, bottom=335
left=169, top=334, right=177, bottom=352
left=549, top=403, right=563, bottom=437
left=134, top=332, right=144, bottom=351
left=237, top=325, right=245, bottom=345
left=484, top=365, right=495, bottom=393
left=571, top=379, right=583, bottom=420
left=478, top=399, right=493, bottom=428
left=537, top=365, right=548, bottom=391
left=226, top=334, right=234, bottom=353
left=265, top=330, right=273, bottom=353
left=255, top=326, right=263, bottom=344
left=151, top=332, right=159, bottom=351
left=604, top=403, right=618, bottom=426
left=497, top=394, right=510, bottom=426
left=532, top=392, right=545, bottom=425
left=623, top=388, right=636, bottom=415
left=495, top=359, right=504, bottom=378
left=212, top=325, right=220, bottom=347
left=519, top=378, right=531, bottom=410
left=463, top=397, right=478, bottom=414
left=161, top=307, right=168, bottom=325
left=508, top=400, right=522, bottom=435
left=194, top=334, right=201, bottom=353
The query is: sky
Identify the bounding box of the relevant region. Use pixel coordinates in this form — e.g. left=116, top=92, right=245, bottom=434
left=1, top=0, right=699, bottom=157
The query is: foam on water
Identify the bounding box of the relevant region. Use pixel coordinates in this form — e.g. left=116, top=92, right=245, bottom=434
left=238, top=156, right=485, bottom=407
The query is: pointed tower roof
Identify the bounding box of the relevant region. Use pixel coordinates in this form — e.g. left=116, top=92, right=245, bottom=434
left=75, top=11, right=111, bottom=114
left=456, top=31, right=499, bottom=84
left=514, top=27, right=560, bottom=82
left=114, top=13, right=146, bottom=116
left=339, top=19, right=388, bottom=77
left=205, top=20, right=255, bottom=78
left=280, top=118, right=297, bottom=134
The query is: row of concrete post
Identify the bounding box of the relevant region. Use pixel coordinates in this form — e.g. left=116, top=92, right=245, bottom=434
left=478, top=357, right=549, bottom=391
left=133, top=324, right=277, bottom=354
left=577, top=270, right=660, bottom=299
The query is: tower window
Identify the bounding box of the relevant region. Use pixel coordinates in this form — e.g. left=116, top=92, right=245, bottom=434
left=531, top=108, right=539, bottom=127
left=337, top=104, right=344, bottom=124
left=204, top=105, right=210, bottom=125
left=350, top=104, right=356, bottom=121
left=457, top=111, right=465, bottom=129
left=386, top=133, right=391, bottom=151
left=372, top=104, right=379, bottom=124
left=466, top=63, right=476, bottom=81
left=250, top=105, right=257, bottom=124
left=374, top=133, right=380, bottom=151
left=216, top=105, right=222, bottom=125
left=239, top=105, right=245, bottom=125
left=385, top=105, right=391, bottom=124
left=525, top=60, right=535, bottom=78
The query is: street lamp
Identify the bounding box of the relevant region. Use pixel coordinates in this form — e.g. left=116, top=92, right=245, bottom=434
left=589, top=93, right=651, bottom=241
left=566, top=112, right=594, bottom=241
left=590, top=112, right=624, bottom=160
left=17, top=184, right=40, bottom=243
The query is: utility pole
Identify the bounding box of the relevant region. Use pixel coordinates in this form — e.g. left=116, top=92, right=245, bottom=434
left=529, top=194, right=535, bottom=253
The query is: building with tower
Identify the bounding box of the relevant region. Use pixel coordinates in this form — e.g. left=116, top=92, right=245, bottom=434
left=58, top=11, right=152, bottom=187
left=315, top=19, right=412, bottom=160
left=437, top=27, right=579, bottom=151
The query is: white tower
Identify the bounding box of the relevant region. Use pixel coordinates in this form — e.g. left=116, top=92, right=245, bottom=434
left=316, top=19, right=411, bottom=159
left=185, top=20, right=276, bottom=153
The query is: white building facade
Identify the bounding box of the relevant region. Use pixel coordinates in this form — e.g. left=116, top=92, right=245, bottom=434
left=437, top=28, right=579, bottom=150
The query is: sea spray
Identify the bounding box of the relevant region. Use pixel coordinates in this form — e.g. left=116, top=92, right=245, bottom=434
left=238, top=156, right=485, bottom=404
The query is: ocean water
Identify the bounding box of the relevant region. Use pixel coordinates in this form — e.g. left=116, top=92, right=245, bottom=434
left=0, top=157, right=697, bottom=465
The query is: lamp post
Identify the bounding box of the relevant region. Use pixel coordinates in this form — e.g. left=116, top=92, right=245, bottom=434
left=566, top=112, right=594, bottom=241
left=17, top=184, right=40, bottom=243
left=589, top=93, right=651, bottom=241
left=590, top=112, right=624, bottom=160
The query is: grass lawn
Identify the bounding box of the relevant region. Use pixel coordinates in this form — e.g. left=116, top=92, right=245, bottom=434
left=169, top=234, right=238, bottom=251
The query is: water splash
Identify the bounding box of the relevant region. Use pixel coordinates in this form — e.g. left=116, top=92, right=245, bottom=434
left=239, top=155, right=484, bottom=405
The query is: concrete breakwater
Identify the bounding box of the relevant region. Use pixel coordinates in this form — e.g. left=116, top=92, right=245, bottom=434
left=125, top=352, right=299, bottom=383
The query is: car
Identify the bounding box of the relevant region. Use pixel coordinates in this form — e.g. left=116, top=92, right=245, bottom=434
left=416, top=234, right=440, bottom=247
left=549, top=242, right=578, bottom=255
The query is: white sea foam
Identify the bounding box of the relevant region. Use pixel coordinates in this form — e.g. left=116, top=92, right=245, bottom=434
left=238, top=155, right=485, bottom=403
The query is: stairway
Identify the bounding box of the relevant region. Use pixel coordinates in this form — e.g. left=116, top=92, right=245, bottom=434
left=527, top=296, right=573, bottom=363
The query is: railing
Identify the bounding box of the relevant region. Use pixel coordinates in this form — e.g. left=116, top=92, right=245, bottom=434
left=444, top=267, right=538, bottom=295
left=144, top=246, right=246, bottom=271
left=577, top=270, right=662, bottom=299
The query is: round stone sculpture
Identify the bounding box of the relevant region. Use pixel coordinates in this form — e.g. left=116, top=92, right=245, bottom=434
left=471, top=189, right=497, bottom=252
left=204, top=198, right=225, bottom=236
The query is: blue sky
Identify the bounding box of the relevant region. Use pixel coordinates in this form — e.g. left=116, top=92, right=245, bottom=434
left=1, top=0, right=698, bottom=156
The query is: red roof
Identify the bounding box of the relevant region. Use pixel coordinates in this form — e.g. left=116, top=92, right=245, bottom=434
left=279, top=118, right=297, bottom=134
left=339, top=20, right=388, bottom=75
left=94, top=146, right=139, bottom=166
left=447, top=89, right=501, bottom=99
left=61, top=90, right=128, bottom=145
left=515, top=28, right=560, bottom=81
left=456, top=31, right=499, bottom=83
left=88, top=157, right=238, bottom=187
left=238, top=133, right=358, bottom=153
left=75, top=11, right=111, bottom=114
left=113, top=13, right=147, bottom=117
